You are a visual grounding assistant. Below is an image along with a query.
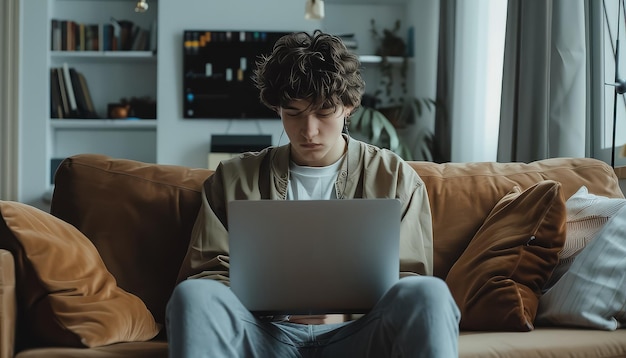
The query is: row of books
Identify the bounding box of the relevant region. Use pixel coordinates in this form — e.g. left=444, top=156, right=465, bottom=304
left=50, top=19, right=155, bottom=52
left=50, top=64, right=98, bottom=119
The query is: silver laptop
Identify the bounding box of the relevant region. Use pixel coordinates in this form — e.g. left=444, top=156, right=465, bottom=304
left=228, top=199, right=401, bottom=315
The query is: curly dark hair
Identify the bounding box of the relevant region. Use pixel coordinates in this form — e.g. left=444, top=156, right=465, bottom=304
left=253, top=30, right=365, bottom=113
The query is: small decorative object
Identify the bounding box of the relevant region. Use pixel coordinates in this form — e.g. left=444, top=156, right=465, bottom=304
left=109, top=97, right=156, bottom=119
left=135, top=0, right=148, bottom=13
left=108, top=103, right=130, bottom=119
left=305, top=0, right=325, bottom=20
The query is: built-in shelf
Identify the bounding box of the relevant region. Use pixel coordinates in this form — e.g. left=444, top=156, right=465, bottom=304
left=50, top=51, right=156, bottom=62
left=50, top=119, right=157, bottom=129
left=359, top=55, right=410, bottom=64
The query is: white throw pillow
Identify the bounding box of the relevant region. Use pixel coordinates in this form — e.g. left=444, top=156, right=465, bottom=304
left=536, top=205, right=626, bottom=330
left=544, top=186, right=626, bottom=289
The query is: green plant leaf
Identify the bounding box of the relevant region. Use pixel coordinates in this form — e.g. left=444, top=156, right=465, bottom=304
left=349, top=105, right=414, bottom=160
left=378, top=115, right=400, bottom=151
left=371, top=112, right=383, bottom=144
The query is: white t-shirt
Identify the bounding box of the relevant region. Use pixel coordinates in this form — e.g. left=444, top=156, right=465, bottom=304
left=287, top=155, right=344, bottom=200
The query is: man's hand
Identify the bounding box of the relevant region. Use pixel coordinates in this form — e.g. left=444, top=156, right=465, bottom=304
left=288, top=314, right=346, bottom=325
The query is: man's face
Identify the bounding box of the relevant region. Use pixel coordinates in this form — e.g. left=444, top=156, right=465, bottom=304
left=279, top=99, right=353, bottom=167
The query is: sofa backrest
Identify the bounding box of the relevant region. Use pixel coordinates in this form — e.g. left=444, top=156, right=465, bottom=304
left=408, top=158, right=624, bottom=278
left=50, top=154, right=623, bottom=326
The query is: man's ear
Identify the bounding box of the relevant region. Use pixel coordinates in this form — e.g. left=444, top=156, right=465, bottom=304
left=344, top=106, right=354, bottom=117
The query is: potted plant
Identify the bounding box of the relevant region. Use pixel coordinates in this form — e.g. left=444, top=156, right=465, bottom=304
left=363, top=19, right=441, bottom=161
left=348, top=104, right=413, bottom=160
left=370, top=18, right=408, bottom=112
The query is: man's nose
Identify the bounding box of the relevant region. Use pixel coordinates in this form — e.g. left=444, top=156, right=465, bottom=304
left=302, top=115, right=319, bottom=139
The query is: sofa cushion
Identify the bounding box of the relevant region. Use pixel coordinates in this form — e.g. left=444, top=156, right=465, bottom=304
left=536, top=205, right=626, bottom=330
left=446, top=180, right=566, bottom=331
left=0, top=201, right=160, bottom=348
left=50, top=154, right=212, bottom=328
left=544, top=186, right=626, bottom=289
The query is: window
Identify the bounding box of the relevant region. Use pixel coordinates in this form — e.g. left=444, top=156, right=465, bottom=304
left=451, top=0, right=507, bottom=162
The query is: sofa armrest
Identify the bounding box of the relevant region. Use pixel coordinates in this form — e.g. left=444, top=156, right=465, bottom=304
left=0, top=249, right=15, bottom=358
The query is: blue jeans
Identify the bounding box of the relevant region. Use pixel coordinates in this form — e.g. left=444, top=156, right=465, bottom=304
left=166, top=276, right=460, bottom=358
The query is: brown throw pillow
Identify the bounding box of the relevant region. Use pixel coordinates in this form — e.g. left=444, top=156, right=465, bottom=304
left=0, top=201, right=160, bottom=348
left=445, top=180, right=566, bottom=331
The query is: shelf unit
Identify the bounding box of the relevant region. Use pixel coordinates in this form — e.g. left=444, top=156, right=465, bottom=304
left=18, top=0, right=160, bottom=207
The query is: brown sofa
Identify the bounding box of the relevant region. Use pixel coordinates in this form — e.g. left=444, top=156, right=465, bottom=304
left=1, top=153, right=626, bottom=357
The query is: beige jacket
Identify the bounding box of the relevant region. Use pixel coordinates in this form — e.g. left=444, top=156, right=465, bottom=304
left=176, top=137, right=433, bottom=284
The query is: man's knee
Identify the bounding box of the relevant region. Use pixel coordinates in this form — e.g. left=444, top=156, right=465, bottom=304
left=167, top=279, right=228, bottom=314
left=389, top=276, right=457, bottom=311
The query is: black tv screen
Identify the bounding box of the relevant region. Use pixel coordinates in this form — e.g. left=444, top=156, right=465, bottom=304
left=183, top=30, right=291, bottom=119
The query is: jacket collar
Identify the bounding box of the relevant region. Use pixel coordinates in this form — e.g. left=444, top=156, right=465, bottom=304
left=269, top=135, right=363, bottom=199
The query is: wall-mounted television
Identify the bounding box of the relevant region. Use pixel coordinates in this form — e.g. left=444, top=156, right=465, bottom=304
left=183, top=30, right=291, bottom=119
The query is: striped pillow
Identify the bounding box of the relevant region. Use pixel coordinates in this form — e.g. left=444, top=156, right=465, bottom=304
left=543, top=186, right=626, bottom=289
left=536, top=205, right=626, bottom=330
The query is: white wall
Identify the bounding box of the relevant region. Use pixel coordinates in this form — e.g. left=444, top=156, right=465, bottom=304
left=19, top=0, right=49, bottom=207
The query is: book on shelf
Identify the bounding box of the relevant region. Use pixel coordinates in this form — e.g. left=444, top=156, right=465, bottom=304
left=53, top=68, right=70, bottom=118
left=50, top=69, right=63, bottom=118
left=61, top=63, right=79, bottom=117
left=69, top=68, right=98, bottom=119
left=78, top=23, right=85, bottom=51
left=85, top=24, right=99, bottom=51
left=131, top=28, right=149, bottom=51
left=51, top=20, right=62, bottom=51
left=51, top=18, right=152, bottom=52
left=60, top=20, right=68, bottom=51
left=109, top=18, right=152, bottom=51
left=77, top=72, right=96, bottom=115
left=102, top=23, right=114, bottom=51
left=50, top=64, right=98, bottom=119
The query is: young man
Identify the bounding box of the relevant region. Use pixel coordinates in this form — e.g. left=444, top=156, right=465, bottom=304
left=166, top=30, right=460, bottom=357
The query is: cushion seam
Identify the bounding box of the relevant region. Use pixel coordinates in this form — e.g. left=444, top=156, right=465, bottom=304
left=60, top=162, right=206, bottom=193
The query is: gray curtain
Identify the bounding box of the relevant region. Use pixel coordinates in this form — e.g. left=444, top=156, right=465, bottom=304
left=0, top=0, right=20, bottom=200
left=497, top=0, right=603, bottom=162
left=433, top=0, right=456, bottom=163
